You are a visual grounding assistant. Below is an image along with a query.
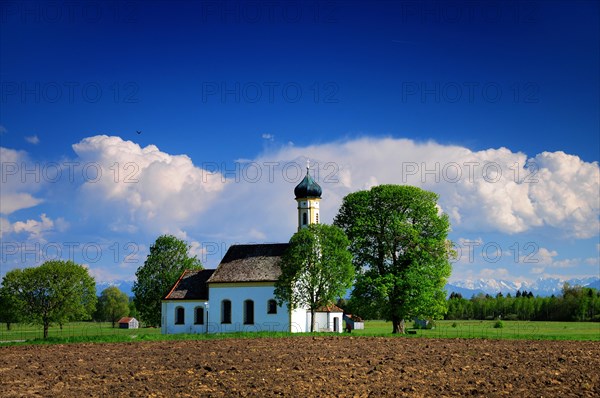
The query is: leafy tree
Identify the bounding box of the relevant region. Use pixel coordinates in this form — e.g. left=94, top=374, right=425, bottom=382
left=133, top=235, right=202, bottom=326
left=98, top=286, right=130, bottom=328
left=128, top=300, right=139, bottom=320
left=343, top=289, right=384, bottom=320
left=274, top=224, right=354, bottom=332
left=1, top=260, right=96, bottom=338
left=334, top=185, right=452, bottom=334
left=0, top=283, right=22, bottom=330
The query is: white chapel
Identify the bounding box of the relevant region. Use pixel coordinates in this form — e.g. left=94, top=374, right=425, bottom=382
left=161, top=163, right=344, bottom=334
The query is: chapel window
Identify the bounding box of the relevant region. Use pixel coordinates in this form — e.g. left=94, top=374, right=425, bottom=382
left=175, top=306, right=185, bottom=325
left=194, top=307, right=204, bottom=325
left=221, top=300, right=232, bottom=324
left=267, top=299, right=277, bottom=314
left=244, top=300, right=254, bottom=325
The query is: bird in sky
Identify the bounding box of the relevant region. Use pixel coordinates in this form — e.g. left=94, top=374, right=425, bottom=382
left=136, top=131, right=142, bottom=134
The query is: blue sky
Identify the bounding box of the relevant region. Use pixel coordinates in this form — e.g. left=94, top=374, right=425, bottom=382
left=1, top=1, right=598, bottom=286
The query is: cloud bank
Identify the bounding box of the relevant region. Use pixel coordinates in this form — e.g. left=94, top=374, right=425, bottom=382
left=64, top=136, right=600, bottom=242
left=1, top=135, right=598, bottom=281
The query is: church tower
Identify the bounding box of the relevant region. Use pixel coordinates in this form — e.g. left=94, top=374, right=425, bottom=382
left=294, top=160, right=322, bottom=232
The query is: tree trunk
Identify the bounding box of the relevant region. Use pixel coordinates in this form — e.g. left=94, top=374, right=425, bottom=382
left=112, top=320, right=116, bottom=328
left=6, top=322, right=11, bottom=331
left=392, top=318, right=400, bottom=334
left=310, top=309, right=315, bottom=332
left=392, top=317, right=405, bottom=334
left=43, top=322, right=49, bottom=339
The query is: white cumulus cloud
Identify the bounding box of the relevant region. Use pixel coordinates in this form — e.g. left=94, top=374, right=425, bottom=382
left=10, top=213, right=65, bottom=240
left=71, top=135, right=227, bottom=235
left=219, top=137, right=599, bottom=240
left=0, top=147, right=44, bottom=215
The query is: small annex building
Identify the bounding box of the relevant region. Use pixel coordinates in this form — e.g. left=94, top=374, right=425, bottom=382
left=313, top=304, right=344, bottom=333
left=118, top=317, right=139, bottom=329
left=161, top=161, right=344, bottom=334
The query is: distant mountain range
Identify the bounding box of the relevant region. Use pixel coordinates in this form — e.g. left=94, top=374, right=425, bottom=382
left=445, top=277, right=600, bottom=297
left=96, top=276, right=600, bottom=298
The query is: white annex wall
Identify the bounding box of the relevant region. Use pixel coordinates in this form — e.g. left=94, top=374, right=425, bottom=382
left=290, top=308, right=308, bottom=333
left=307, top=311, right=344, bottom=333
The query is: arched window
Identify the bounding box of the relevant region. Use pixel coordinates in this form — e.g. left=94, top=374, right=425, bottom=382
left=221, top=300, right=231, bottom=324
left=267, top=299, right=277, bottom=314
left=244, top=300, right=254, bottom=325
left=194, top=307, right=204, bottom=325
left=175, top=306, right=185, bottom=325
left=302, top=212, right=308, bottom=225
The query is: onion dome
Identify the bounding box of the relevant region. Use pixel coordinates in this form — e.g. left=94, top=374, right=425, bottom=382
left=294, top=167, right=322, bottom=199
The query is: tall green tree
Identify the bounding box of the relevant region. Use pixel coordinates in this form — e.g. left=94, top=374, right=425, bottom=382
left=334, top=185, right=452, bottom=334
left=98, top=286, right=130, bottom=328
left=1, top=260, right=97, bottom=338
left=133, top=235, right=202, bottom=326
left=128, top=300, right=139, bottom=320
left=275, top=224, right=354, bottom=332
left=0, top=282, right=22, bottom=330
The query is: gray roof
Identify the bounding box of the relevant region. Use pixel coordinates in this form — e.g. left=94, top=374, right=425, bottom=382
left=207, top=244, right=289, bottom=283
left=164, top=269, right=215, bottom=300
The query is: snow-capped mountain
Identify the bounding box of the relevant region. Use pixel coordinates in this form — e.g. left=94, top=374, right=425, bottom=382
left=446, top=277, right=600, bottom=297
left=96, top=277, right=599, bottom=299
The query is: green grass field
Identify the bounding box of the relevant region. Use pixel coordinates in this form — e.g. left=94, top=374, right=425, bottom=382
left=0, top=322, right=162, bottom=343
left=0, top=320, right=598, bottom=345
left=354, top=320, right=600, bottom=341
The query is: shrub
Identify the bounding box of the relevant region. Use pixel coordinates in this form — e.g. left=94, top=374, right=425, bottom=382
left=493, top=320, right=504, bottom=329
left=451, top=322, right=458, bottom=328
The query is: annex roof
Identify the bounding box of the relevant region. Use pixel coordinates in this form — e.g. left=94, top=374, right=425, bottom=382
left=163, top=269, right=215, bottom=300
left=315, top=303, right=344, bottom=313
left=207, top=243, right=289, bottom=283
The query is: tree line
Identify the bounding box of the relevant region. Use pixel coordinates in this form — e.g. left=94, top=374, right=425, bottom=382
left=338, top=284, right=600, bottom=322
left=445, top=285, right=600, bottom=322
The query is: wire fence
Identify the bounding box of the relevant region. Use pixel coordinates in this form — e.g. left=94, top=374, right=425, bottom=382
left=0, top=322, right=160, bottom=342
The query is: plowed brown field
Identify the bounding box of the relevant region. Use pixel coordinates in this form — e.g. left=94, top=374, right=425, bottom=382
left=1, top=336, right=598, bottom=397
